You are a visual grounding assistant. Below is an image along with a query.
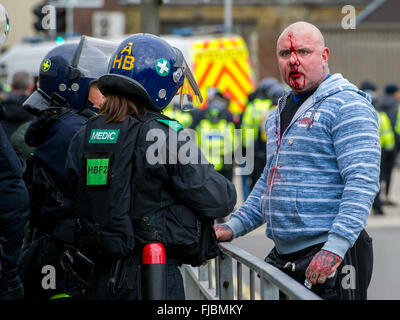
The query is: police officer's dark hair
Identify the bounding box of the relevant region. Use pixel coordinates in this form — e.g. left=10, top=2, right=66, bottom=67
left=11, top=71, right=33, bottom=91
left=99, top=94, right=145, bottom=123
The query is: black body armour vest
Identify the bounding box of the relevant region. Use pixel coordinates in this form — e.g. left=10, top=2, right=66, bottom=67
left=74, top=115, right=141, bottom=260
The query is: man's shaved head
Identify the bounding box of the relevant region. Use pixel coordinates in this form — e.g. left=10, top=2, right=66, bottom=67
left=277, top=21, right=325, bottom=49
left=276, top=21, right=330, bottom=93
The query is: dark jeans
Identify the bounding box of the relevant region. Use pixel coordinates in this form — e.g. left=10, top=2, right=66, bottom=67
left=373, top=149, right=396, bottom=212
left=381, top=149, right=396, bottom=197
left=219, top=168, right=233, bottom=182
left=265, top=229, right=373, bottom=300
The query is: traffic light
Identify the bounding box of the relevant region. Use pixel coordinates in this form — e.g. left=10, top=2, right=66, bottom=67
left=56, top=7, right=66, bottom=34
left=33, top=4, right=66, bottom=34
left=33, top=4, right=45, bottom=32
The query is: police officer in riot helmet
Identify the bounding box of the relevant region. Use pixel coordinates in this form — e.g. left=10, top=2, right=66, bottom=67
left=66, top=33, right=237, bottom=300
left=269, top=83, right=286, bottom=107
left=19, top=36, right=115, bottom=300
left=197, top=99, right=236, bottom=182
left=0, top=5, right=29, bottom=300
left=205, top=99, right=228, bottom=124
left=257, top=77, right=279, bottom=100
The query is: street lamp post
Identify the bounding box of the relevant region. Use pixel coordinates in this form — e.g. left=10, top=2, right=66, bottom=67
left=224, top=0, right=232, bottom=34
left=140, top=0, right=160, bottom=35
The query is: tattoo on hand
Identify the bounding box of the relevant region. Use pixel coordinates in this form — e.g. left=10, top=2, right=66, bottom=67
left=305, top=250, right=343, bottom=284
left=313, top=250, right=342, bottom=272
left=215, top=224, right=230, bottom=232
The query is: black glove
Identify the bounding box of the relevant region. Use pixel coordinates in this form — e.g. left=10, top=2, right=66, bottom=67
left=25, top=108, right=64, bottom=147
left=0, top=268, right=24, bottom=300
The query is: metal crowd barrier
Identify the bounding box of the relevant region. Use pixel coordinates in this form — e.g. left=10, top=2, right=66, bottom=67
left=181, top=242, right=321, bottom=300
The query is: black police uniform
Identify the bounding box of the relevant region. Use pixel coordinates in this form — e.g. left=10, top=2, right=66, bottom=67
left=19, top=107, right=96, bottom=299
left=0, top=124, right=29, bottom=299
left=66, top=110, right=237, bottom=300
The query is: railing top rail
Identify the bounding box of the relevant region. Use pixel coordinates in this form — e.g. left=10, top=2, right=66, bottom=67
left=219, top=242, right=322, bottom=300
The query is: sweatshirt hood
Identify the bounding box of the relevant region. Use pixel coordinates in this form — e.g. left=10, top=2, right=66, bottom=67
left=276, top=73, right=373, bottom=134
left=312, top=73, right=371, bottom=104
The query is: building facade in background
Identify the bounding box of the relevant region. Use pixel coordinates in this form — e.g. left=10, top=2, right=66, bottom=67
left=1, top=0, right=373, bottom=83
left=71, top=0, right=370, bottom=81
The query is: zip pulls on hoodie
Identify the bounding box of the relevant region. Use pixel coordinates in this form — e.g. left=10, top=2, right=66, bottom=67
left=278, top=74, right=332, bottom=138
left=266, top=88, right=327, bottom=246
left=266, top=93, right=289, bottom=188
left=306, top=96, right=328, bottom=130
left=269, top=92, right=326, bottom=186
left=269, top=74, right=332, bottom=187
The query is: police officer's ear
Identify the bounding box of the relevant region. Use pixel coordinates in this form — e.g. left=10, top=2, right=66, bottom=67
left=28, top=81, right=36, bottom=95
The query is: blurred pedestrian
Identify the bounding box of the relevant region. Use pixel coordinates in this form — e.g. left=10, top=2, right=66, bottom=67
left=162, top=98, right=194, bottom=129
left=240, top=78, right=276, bottom=200
left=378, top=83, right=400, bottom=204
left=362, top=81, right=394, bottom=214
left=195, top=99, right=237, bottom=182
left=0, top=71, right=35, bottom=139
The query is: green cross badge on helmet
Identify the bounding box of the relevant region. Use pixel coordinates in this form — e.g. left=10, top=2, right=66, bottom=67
left=155, top=58, right=170, bottom=77
left=42, top=59, right=51, bottom=72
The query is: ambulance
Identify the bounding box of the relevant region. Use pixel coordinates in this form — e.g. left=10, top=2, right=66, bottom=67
left=0, top=33, right=255, bottom=114
left=0, top=36, right=81, bottom=83
left=162, top=34, right=256, bottom=115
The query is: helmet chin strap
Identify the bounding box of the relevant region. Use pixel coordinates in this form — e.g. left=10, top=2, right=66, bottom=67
left=172, top=49, right=185, bottom=86
left=50, top=92, right=69, bottom=108
left=172, top=46, right=203, bottom=105
left=69, top=66, right=82, bottom=82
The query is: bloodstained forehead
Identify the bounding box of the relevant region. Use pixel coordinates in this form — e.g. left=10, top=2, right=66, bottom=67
left=276, top=28, right=325, bottom=52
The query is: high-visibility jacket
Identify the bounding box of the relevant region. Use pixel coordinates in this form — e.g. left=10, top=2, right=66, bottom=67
left=163, top=105, right=193, bottom=129
left=241, top=98, right=272, bottom=147
left=260, top=104, right=277, bottom=143
left=378, top=110, right=395, bottom=151
left=195, top=118, right=237, bottom=171
left=395, top=106, right=400, bottom=136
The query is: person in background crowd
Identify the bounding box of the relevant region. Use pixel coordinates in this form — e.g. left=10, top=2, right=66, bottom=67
left=378, top=83, right=400, bottom=205
left=240, top=78, right=275, bottom=200
left=0, top=71, right=35, bottom=140
left=195, top=99, right=237, bottom=182
left=361, top=81, right=393, bottom=215
left=162, top=98, right=194, bottom=129
left=251, top=82, right=286, bottom=191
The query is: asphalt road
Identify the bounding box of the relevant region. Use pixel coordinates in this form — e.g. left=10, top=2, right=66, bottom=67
left=229, top=167, right=400, bottom=300
left=231, top=224, right=400, bottom=300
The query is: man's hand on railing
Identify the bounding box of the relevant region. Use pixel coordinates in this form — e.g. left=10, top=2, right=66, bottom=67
left=305, top=249, right=343, bottom=285
left=214, top=223, right=233, bottom=242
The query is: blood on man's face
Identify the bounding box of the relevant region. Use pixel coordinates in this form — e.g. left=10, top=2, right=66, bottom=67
left=276, top=31, right=329, bottom=94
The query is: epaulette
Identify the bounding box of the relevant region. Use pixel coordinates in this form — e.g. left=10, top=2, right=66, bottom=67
left=156, top=119, right=184, bottom=132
